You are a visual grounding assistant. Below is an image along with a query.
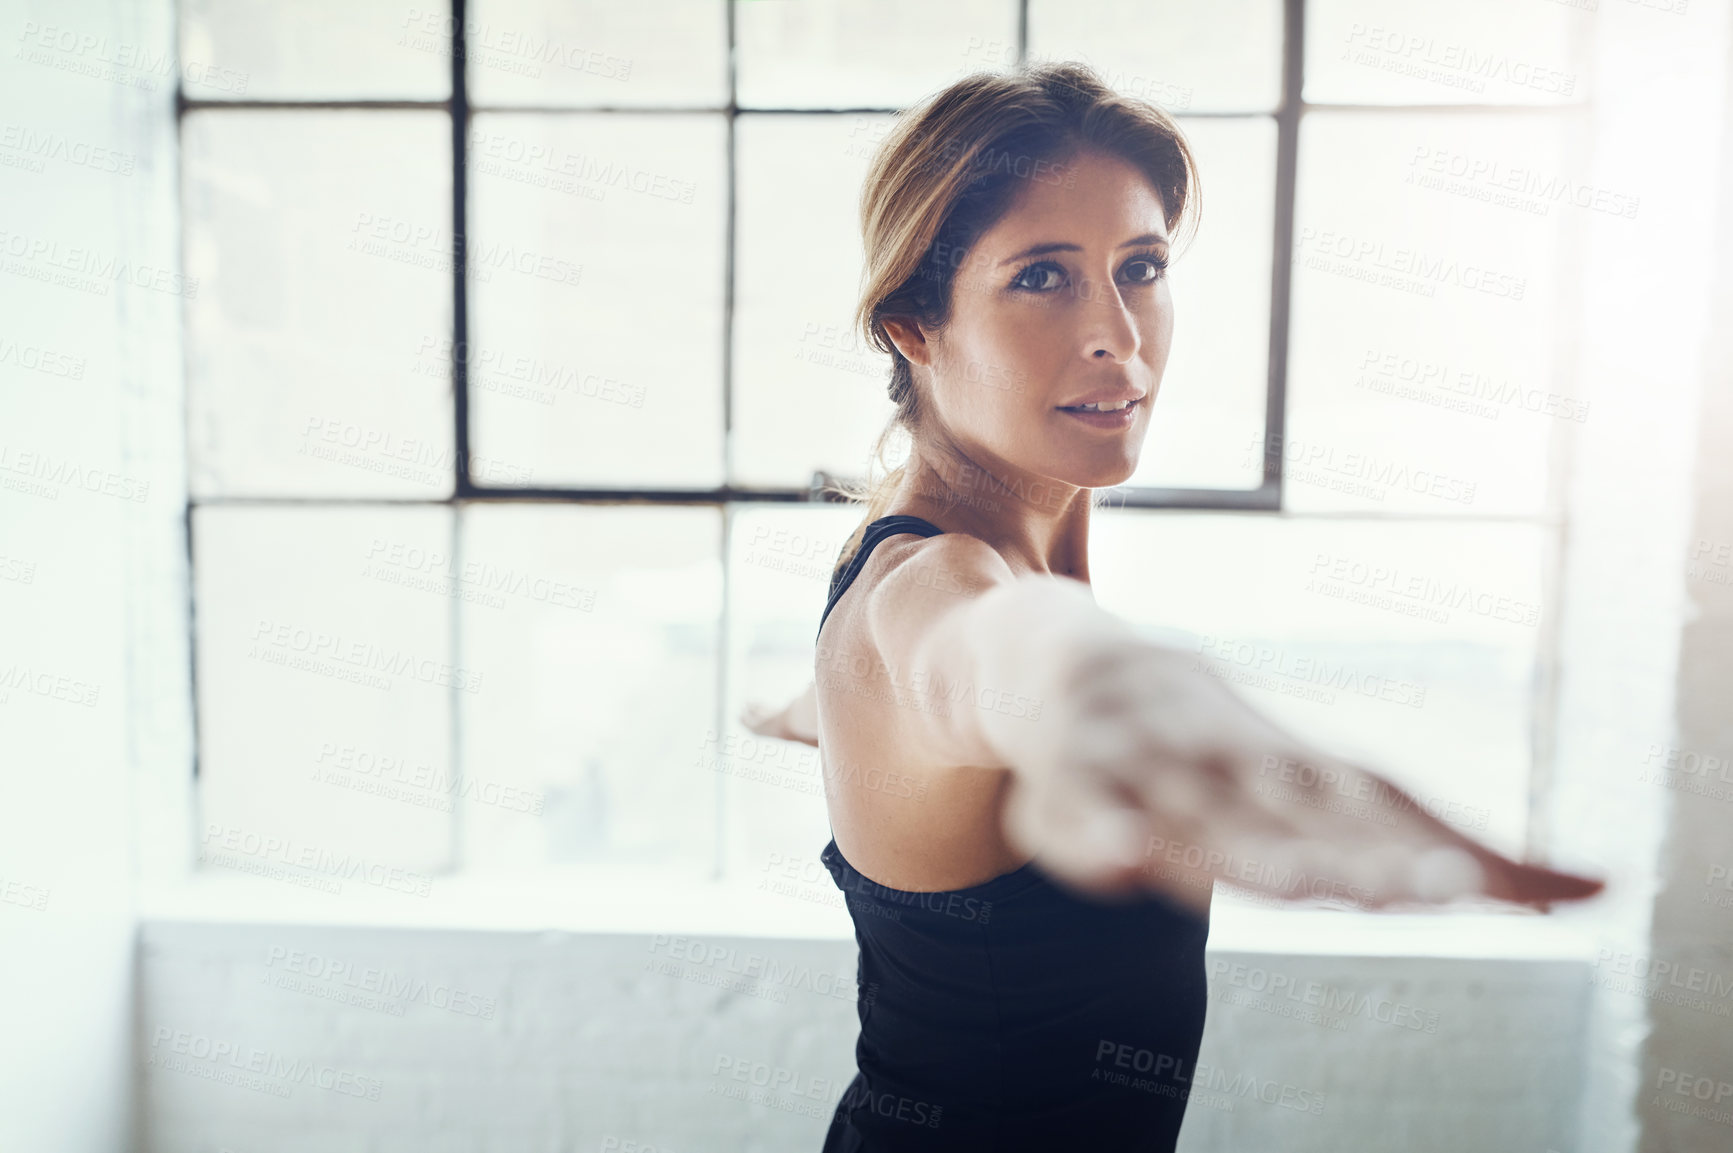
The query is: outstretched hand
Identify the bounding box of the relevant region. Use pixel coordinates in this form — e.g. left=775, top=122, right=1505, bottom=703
left=998, top=644, right=1604, bottom=915
left=739, top=686, right=819, bottom=748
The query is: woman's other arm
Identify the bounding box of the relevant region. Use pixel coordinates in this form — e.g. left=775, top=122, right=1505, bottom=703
left=740, top=681, right=819, bottom=747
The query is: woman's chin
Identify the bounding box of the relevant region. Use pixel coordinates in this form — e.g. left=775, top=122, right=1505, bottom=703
left=1005, top=446, right=1143, bottom=497
left=1068, top=456, right=1142, bottom=491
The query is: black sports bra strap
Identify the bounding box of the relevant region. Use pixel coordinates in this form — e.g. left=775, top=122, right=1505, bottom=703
left=818, top=515, right=945, bottom=641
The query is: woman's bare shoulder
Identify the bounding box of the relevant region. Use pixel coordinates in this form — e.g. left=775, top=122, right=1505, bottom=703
left=864, top=528, right=1017, bottom=610
left=817, top=528, right=1012, bottom=659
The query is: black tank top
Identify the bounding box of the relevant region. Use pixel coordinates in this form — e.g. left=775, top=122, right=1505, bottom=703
left=815, top=515, right=1213, bottom=1152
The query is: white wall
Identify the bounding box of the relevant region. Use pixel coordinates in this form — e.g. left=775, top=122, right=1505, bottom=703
left=135, top=922, right=1595, bottom=1153
left=1637, top=9, right=1733, bottom=1146
left=0, top=0, right=185, bottom=1149
left=1543, top=4, right=1733, bottom=1152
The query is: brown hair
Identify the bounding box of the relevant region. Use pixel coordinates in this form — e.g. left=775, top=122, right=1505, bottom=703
left=822, top=59, right=1202, bottom=578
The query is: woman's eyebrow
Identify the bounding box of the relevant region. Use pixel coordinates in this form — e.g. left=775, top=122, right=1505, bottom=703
left=997, top=233, right=1170, bottom=266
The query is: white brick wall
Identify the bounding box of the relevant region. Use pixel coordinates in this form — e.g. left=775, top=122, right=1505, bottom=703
left=136, top=922, right=1593, bottom=1153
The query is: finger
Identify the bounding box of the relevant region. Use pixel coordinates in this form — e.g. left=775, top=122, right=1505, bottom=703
left=1337, top=830, right=1604, bottom=909
left=1245, top=753, right=1503, bottom=907
left=1130, top=769, right=1405, bottom=913
left=1157, top=743, right=1606, bottom=911
left=1229, top=756, right=1515, bottom=909
left=1284, top=803, right=1488, bottom=908
left=1203, top=832, right=1387, bottom=911
left=1321, top=761, right=1607, bottom=906
left=1393, top=810, right=1607, bottom=907
left=1476, top=856, right=1605, bottom=906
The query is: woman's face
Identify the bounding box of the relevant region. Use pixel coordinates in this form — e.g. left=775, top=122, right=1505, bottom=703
left=893, top=147, right=1175, bottom=494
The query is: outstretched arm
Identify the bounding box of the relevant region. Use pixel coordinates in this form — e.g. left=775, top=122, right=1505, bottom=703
left=837, top=533, right=1602, bottom=914
left=739, top=681, right=819, bottom=747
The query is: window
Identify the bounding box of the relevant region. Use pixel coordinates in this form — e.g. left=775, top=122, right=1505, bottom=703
left=180, top=0, right=1592, bottom=900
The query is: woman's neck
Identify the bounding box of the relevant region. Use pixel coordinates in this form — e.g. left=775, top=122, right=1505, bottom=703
left=889, top=442, right=1094, bottom=583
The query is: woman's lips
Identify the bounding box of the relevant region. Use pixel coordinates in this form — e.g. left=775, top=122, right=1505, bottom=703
left=1056, top=395, right=1143, bottom=428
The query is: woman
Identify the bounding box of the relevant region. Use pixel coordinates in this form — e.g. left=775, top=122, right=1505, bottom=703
left=743, top=61, right=1602, bottom=1152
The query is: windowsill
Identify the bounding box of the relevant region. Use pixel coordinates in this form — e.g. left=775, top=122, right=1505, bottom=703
left=137, top=873, right=1601, bottom=962
left=140, top=869, right=858, bottom=939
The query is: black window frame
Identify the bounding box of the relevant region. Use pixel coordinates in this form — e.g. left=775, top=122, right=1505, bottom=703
left=179, top=0, right=1570, bottom=875
left=176, top=0, right=1300, bottom=514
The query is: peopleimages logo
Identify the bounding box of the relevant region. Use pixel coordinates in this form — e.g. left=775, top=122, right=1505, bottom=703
left=1293, top=225, right=1526, bottom=302
left=249, top=617, right=484, bottom=695
left=263, top=945, right=496, bottom=1019
left=0, top=662, right=101, bottom=707
left=0, top=333, right=86, bottom=378
left=1251, top=432, right=1479, bottom=506
left=829, top=862, right=994, bottom=925
left=1653, top=1066, right=1733, bottom=1128
left=0, top=227, right=199, bottom=297
left=1210, top=960, right=1442, bottom=1033
left=646, top=935, right=864, bottom=1003
left=147, top=1028, right=381, bottom=1100
left=13, top=21, right=248, bottom=93
left=1092, top=1041, right=1326, bottom=1115
left=815, top=640, right=1044, bottom=723
left=0, top=444, right=149, bottom=502
left=0, top=123, right=136, bottom=175
left=1142, top=828, right=1378, bottom=908
left=399, top=8, right=632, bottom=81
left=1195, top=635, right=1429, bottom=709
left=199, top=823, right=434, bottom=898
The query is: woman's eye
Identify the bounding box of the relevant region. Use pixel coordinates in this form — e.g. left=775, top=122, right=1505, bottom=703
left=1122, top=257, right=1168, bottom=283
left=1012, top=263, right=1065, bottom=291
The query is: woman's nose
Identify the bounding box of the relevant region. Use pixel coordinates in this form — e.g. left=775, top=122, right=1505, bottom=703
left=1078, top=280, right=1140, bottom=363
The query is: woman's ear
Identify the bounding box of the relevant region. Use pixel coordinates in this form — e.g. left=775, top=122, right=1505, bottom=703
left=881, top=316, right=933, bottom=369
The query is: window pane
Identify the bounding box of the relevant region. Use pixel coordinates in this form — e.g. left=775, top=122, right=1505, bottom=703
left=458, top=504, right=721, bottom=876
left=1285, top=112, right=1582, bottom=516
left=732, top=114, right=895, bottom=488
left=736, top=0, right=1019, bottom=110
left=467, top=0, right=727, bottom=108
left=724, top=505, right=865, bottom=891
left=467, top=113, right=725, bottom=488
left=1091, top=511, right=1547, bottom=854
left=179, top=0, right=449, bottom=101
left=1027, top=0, right=1283, bottom=114
left=1305, top=0, right=1592, bottom=107
left=193, top=505, right=456, bottom=882
left=1132, top=116, right=1274, bottom=491
left=183, top=110, right=455, bottom=499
